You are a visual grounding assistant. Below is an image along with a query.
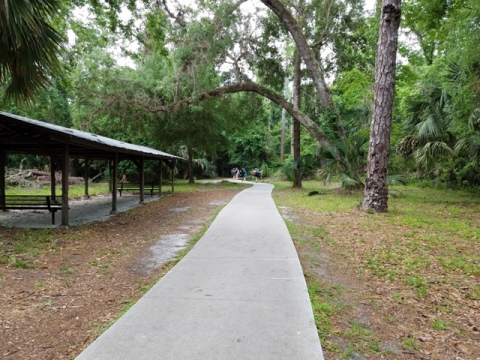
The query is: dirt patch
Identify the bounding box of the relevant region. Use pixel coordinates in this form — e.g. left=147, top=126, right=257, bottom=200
left=283, top=205, right=480, bottom=360
left=0, top=187, right=241, bottom=359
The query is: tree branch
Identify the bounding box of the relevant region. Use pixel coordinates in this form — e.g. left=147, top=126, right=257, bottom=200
left=259, top=0, right=346, bottom=140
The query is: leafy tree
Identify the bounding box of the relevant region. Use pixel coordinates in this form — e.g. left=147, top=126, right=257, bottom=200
left=402, top=0, right=449, bottom=65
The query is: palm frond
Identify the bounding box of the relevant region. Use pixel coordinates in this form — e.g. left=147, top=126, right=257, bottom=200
left=468, top=108, right=480, bottom=132
left=0, top=0, right=64, bottom=103
left=387, top=174, right=407, bottom=186
left=340, top=173, right=359, bottom=189
left=414, top=141, right=453, bottom=170
left=396, top=135, right=419, bottom=156
left=444, top=62, right=464, bottom=87
left=455, top=135, right=480, bottom=166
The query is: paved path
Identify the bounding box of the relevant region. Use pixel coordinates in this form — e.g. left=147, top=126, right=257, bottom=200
left=76, top=183, right=324, bottom=360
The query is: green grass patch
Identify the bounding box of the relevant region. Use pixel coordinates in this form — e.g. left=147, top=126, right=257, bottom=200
left=0, top=229, right=56, bottom=267
left=5, top=182, right=110, bottom=197
left=432, top=318, right=447, bottom=330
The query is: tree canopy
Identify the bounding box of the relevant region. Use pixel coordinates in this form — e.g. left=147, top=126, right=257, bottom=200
left=2, top=0, right=479, bottom=202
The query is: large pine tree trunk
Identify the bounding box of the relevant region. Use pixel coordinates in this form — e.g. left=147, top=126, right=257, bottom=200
left=361, top=0, right=401, bottom=212
left=292, top=49, right=302, bottom=188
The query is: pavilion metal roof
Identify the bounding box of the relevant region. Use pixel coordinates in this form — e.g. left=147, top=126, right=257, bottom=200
left=0, top=111, right=183, bottom=162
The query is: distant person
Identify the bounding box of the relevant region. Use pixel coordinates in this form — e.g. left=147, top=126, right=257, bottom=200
left=241, top=168, right=247, bottom=182
left=253, top=168, right=261, bottom=182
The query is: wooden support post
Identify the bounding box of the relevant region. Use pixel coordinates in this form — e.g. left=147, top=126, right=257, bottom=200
left=84, top=158, right=90, bottom=198
left=139, top=156, right=145, bottom=203
left=159, top=160, right=163, bottom=196
left=108, top=160, right=113, bottom=192
left=171, top=160, right=176, bottom=193
left=61, top=144, right=69, bottom=226
left=0, top=148, right=5, bottom=209
left=50, top=156, right=56, bottom=200
left=111, top=153, right=118, bottom=214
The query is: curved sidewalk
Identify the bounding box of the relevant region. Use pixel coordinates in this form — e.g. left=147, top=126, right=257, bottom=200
left=76, top=183, right=324, bottom=360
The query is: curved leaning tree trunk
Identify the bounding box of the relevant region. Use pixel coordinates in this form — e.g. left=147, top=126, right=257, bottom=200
left=144, top=81, right=334, bottom=151
left=259, top=0, right=346, bottom=141
left=361, top=0, right=402, bottom=212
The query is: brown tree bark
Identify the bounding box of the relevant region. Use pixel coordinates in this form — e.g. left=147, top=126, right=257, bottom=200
left=361, top=0, right=402, bottom=212
left=88, top=81, right=334, bottom=150
left=259, top=0, right=332, bottom=110
left=280, top=76, right=288, bottom=160
left=259, top=0, right=346, bottom=141
left=292, top=48, right=302, bottom=189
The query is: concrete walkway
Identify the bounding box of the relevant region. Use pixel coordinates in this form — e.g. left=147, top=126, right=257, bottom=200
left=76, top=183, right=324, bottom=360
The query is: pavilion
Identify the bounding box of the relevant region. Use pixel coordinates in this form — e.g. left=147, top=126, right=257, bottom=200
left=0, top=111, right=183, bottom=226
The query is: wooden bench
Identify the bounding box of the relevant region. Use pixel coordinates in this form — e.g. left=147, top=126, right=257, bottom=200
left=117, top=183, right=161, bottom=197
left=0, top=195, right=62, bottom=225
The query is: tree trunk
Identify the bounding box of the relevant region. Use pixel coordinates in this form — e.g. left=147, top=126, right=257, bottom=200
left=292, top=48, right=302, bottom=189
left=260, top=0, right=346, bottom=141
left=147, top=81, right=334, bottom=151
left=361, top=0, right=401, bottom=212
left=280, top=76, right=288, bottom=160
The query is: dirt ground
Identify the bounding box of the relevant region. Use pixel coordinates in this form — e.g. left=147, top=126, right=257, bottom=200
left=0, top=186, right=242, bottom=359
left=281, top=204, right=480, bottom=360
left=1, top=185, right=478, bottom=359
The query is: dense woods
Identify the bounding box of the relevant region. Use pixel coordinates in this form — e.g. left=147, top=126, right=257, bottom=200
left=1, top=0, right=480, bottom=210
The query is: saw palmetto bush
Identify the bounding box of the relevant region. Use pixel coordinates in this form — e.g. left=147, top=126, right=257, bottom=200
left=397, top=85, right=455, bottom=173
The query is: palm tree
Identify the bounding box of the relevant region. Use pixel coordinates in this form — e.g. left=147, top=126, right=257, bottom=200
left=397, top=85, right=454, bottom=172
left=0, top=0, right=64, bottom=103
left=455, top=109, right=480, bottom=167
left=317, top=133, right=368, bottom=189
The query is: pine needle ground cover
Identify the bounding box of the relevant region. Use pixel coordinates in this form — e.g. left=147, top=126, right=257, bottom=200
left=0, top=181, right=243, bottom=358
left=273, top=181, right=479, bottom=359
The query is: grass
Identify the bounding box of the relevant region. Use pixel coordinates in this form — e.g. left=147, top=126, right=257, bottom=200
left=4, top=179, right=211, bottom=198
left=5, top=182, right=110, bottom=197
left=272, top=180, right=480, bottom=358
left=0, top=229, right=57, bottom=267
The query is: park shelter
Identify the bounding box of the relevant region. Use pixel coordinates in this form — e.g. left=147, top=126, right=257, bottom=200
left=0, top=111, right=183, bottom=226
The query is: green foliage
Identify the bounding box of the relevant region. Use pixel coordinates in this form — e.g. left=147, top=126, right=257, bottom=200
left=4, top=0, right=478, bottom=190
left=317, top=133, right=369, bottom=188
left=0, top=0, right=65, bottom=104
left=227, top=106, right=276, bottom=169
left=397, top=83, right=455, bottom=175
left=307, top=0, right=376, bottom=75
left=0, top=229, right=56, bottom=267
left=255, top=14, right=289, bottom=91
